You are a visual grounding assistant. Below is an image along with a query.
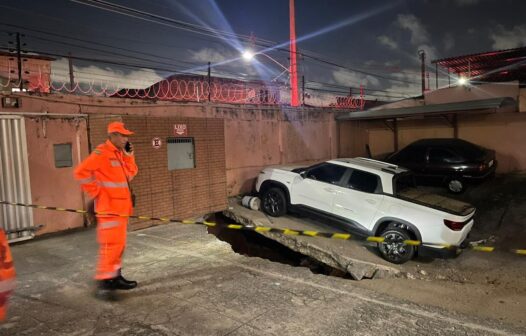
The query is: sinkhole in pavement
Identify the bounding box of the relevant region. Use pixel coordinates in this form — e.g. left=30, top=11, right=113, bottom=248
left=207, top=213, right=352, bottom=279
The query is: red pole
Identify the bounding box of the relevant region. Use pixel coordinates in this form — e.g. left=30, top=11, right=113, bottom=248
left=289, top=0, right=300, bottom=107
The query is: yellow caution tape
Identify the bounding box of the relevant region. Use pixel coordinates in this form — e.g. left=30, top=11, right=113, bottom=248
left=471, top=246, right=495, bottom=252
left=1, top=200, right=524, bottom=256
left=227, top=224, right=243, bottom=230
left=403, top=240, right=422, bottom=246
left=367, top=236, right=385, bottom=243
left=331, top=233, right=351, bottom=240
left=283, top=229, right=299, bottom=235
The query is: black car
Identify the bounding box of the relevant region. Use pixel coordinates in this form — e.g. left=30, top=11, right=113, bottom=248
left=385, top=138, right=496, bottom=193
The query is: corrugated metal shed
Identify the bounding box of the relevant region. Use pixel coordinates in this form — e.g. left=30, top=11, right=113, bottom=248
left=432, top=46, right=526, bottom=83
left=0, top=116, right=34, bottom=241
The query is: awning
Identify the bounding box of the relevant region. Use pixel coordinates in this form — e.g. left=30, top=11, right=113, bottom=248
left=335, top=97, right=517, bottom=121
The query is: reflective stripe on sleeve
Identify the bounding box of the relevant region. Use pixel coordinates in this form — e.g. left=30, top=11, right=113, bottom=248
left=100, top=221, right=120, bottom=229
left=78, top=176, right=95, bottom=184
left=99, top=181, right=128, bottom=188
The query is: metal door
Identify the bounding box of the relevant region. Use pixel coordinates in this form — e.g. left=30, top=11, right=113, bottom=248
left=0, top=116, right=34, bottom=241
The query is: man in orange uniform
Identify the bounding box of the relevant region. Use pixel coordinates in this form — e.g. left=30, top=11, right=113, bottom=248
left=74, top=121, right=138, bottom=298
left=0, top=228, right=15, bottom=321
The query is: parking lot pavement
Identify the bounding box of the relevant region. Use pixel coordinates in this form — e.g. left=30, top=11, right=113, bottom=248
left=2, top=223, right=524, bottom=335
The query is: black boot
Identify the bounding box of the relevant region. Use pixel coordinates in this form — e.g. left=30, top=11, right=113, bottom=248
left=95, top=279, right=118, bottom=301
left=113, top=275, right=137, bottom=290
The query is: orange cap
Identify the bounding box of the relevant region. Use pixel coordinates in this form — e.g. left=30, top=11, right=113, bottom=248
left=107, top=121, right=134, bottom=135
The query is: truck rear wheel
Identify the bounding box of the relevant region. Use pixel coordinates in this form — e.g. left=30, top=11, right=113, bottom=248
left=261, top=187, right=287, bottom=217
left=378, top=224, right=415, bottom=264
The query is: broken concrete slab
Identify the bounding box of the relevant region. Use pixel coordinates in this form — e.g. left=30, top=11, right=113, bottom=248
left=223, top=198, right=400, bottom=280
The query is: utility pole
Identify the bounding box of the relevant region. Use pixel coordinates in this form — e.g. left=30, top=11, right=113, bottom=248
left=435, top=63, right=438, bottom=90
left=418, top=50, right=426, bottom=95
left=301, top=75, right=305, bottom=106
left=289, top=0, right=299, bottom=107
left=16, top=33, right=23, bottom=91
left=68, top=52, right=75, bottom=91
left=207, top=62, right=211, bottom=102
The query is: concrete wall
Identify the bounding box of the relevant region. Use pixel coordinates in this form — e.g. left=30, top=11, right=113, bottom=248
left=24, top=116, right=88, bottom=235
left=339, top=111, right=526, bottom=173
left=222, top=107, right=337, bottom=195
left=89, top=114, right=227, bottom=230
left=0, top=93, right=338, bottom=234
left=425, top=82, right=520, bottom=105
left=339, top=87, right=526, bottom=173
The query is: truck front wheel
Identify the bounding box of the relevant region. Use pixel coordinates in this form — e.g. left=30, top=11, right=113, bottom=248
left=261, top=187, right=287, bottom=217
left=378, top=224, right=416, bottom=264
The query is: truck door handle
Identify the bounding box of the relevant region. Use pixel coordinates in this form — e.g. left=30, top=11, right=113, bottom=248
left=324, top=187, right=335, bottom=192
left=366, top=199, right=376, bottom=205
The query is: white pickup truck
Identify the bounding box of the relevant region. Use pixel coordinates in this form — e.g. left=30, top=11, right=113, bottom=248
left=255, top=158, right=476, bottom=264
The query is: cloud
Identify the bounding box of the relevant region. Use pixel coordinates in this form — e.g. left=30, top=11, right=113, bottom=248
left=382, top=71, right=422, bottom=98
left=454, top=0, right=479, bottom=5
left=51, top=58, right=164, bottom=89
left=377, top=35, right=398, bottom=50
left=397, top=14, right=430, bottom=45
left=189, top=48, right=234, bottom=63
left=443, top=33, right=455, bottom=51
left=489, top=24, right=526, bottom=49
left=332, top=69, right=381, bottom=88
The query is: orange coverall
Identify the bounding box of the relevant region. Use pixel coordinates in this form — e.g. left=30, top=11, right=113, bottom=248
left=0, top=229, right=15, bottom=321
left=74, top=140, right=138, bottom=280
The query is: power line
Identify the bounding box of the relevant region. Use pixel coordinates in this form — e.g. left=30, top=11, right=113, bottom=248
left=0, top=23, right=200, bottom=68
left=305, top=86, right=409, bottom=100
left=307, top=80, right=414, bottom=96
left=67, top=0, right=421, bottom=86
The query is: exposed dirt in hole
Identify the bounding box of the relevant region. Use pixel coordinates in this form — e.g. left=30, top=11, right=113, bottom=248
left=207, top=213, right=350, bottom=279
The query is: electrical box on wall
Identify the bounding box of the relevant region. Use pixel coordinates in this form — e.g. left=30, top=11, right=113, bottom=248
left=1, top=96, right=21, bottom=108
left=54, top=143, right=73, bottom=168
left=167, top=137, right=195, bottom=170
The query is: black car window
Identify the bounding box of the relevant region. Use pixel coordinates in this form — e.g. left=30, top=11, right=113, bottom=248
left=346, top=169, right=381, bottom=193
left=428, top=148, right=463, bottom=164
left=306, top=163, right=347, bottom=184
left=391, top=145, right=427, bottom=164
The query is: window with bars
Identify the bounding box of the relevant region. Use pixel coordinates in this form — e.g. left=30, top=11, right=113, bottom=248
left=167, top=137, right=195, bottom=170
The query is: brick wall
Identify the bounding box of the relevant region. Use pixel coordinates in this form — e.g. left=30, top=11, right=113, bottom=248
left=88, top=115, right=227, bottom=230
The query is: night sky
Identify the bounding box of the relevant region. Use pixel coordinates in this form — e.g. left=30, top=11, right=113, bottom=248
left=0, top=0, right=524, bottom=100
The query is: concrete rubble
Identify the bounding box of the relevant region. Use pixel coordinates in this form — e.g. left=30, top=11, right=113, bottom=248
left=223, top=198, right=400, bottom=280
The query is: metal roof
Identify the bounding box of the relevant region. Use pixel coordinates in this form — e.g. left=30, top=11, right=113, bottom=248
left=432, top=46, right=526, bottom=82
left=335, top=97, right=517, bottom=121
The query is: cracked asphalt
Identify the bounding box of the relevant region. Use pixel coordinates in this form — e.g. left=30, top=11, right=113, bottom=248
left=1, top=223, right=524, bottom=336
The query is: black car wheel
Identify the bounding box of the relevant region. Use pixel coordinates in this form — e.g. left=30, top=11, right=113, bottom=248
left=261, top=187, right=287, bottom=217
left=378, top=224, right=415, bottom=264
left=446, top=177, right=464, bottom=194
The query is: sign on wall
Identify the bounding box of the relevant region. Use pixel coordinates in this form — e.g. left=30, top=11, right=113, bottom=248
left=152, top=137, right=162, bottom=149
left=174, top=124, right=188, bottom=137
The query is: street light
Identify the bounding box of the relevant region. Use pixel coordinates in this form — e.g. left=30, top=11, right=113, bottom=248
left=458, top=77, right=468, bottom=86
left=242, top=50, right=290, bottom=73
left=242, top=50, right=254, bottom=61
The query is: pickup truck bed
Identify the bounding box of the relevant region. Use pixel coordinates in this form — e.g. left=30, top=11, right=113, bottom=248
left=397, top=188, right=475, bottom=217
